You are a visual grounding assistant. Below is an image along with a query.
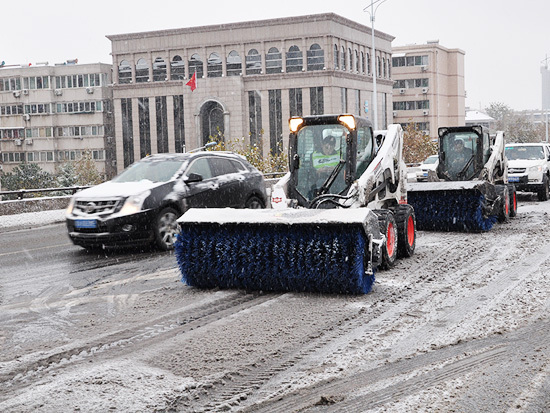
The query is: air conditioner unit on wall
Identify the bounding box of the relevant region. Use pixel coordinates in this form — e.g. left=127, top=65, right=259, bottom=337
left=23, top=113, right=30, bottom=121
left=14, top=139, right=22, bottom=146
left=13, top=90, right=21, bottom=98
left=393, top=111, right=398, bottom=117
left=54, top=89, right=63, bottom=96
left=423, top=109, right=430, bottom=116
left=422, top=87, right=429, bottom=94
left=399, top=88, right=405, bottom=94
left=25, top=138, right=33, bottom=145
left=86, top=87, right=94, bottom=94
left=421, top=65, right=428, bottom=71
left=22, top=89, right=29, bottom=95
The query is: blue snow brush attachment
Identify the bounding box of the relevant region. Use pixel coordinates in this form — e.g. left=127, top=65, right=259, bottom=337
left=174, top=208, right=383, bottom=294
left=407, top=181, right=499, bottom=232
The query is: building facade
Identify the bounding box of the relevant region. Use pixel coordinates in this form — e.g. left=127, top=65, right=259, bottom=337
left=391, top=41, right=465, bottom=138
left=107, top=13, right=395, bottom=173
left=0, top=62, right=115, bottom=178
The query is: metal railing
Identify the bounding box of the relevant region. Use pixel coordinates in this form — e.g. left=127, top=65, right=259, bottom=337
left=0, top=186, right=90, bottom=200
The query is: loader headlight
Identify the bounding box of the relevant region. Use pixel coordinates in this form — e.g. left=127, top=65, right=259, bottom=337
left=118, top=190, right=151, bottom=216
left=289, top=117, right=304, bottom=133
left=338, top=115, right=356, bottom=130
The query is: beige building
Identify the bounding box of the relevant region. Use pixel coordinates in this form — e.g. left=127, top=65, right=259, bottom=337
left=0, top=62, right=115, bottom=178
left=391, top=41, right=465, bottom=138
left=107, top=13, right=395, bottom=172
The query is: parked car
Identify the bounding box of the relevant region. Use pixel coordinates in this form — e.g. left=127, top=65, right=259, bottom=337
left=415, top=154, right=439, bottom=182
left=505, top=143, right=550, bottom=201
left=66, top=152, right=267, bottom=250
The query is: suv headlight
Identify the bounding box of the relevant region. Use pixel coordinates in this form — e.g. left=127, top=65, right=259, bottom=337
left=118, top=190, right=151, bottom=216
left=66, top=197, right=75, bottom=216
left=529, top=165, right=543, bottom=172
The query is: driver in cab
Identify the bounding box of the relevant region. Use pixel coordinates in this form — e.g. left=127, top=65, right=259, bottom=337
left=449, top=138, right=473, bottom=177
left=312, top=135, right=340, bottom=175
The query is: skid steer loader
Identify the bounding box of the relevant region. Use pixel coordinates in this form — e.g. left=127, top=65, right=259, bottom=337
left=407, top=125, right=517, bottom=232
left=174, top=114, right=416, bottom=294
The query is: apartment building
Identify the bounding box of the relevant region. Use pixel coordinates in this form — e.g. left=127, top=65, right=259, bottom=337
left=391, top=40, right=465, bottom=138
left=107, top=13, right=395, bottom=172
left=0, top=62, right=115, bottom=178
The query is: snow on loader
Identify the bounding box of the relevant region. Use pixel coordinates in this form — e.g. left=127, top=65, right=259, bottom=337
left=407, top=125, right=517, bottom=232
left=174, top=115, right=416, bottom=294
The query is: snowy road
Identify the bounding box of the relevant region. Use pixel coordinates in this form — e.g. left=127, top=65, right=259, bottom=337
left=1, top=195, right=550, bottom=412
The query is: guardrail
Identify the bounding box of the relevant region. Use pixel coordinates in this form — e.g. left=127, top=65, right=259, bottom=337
left=0, top=186, right=91, bottom=200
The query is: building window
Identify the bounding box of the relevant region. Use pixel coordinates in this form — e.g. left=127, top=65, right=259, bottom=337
left=361, top=52, right=365, bottom=74
left=248, top=91, right=262, bottom=146
left=334, top=45, right=339, bottom=70
left=286, top=45, right=303, bottom=73
left=341, top=88, right=347, bottom=113
left=170, top=56, right=185, bottom=80
left=156, top=96, right=169, bottom=153
left=153, top=57, right=167, bottom=81
left=138, top=97, right=151, bottom=158
left=383, top=59, right=387, bottom=78
left=173, top=95, right=185, bottom=152
left=367, top=53, right=371, bottom=75
left=118, top=60, right=132, bottom=84
left=226, top=51, right=242, bottom=76
left=355, top=90, right=361, bottom=116
left=207, top=52, right=223, bottom=78
left=135, top=58, right=149, bottom=83
left=393, top=100, right=430, bottom=111
left=310, top=87, right=324, bottom=116
left=377, top=56, right=381, bottom=77
left=392, top=55, right=429, bottom=67
left=188, top=54, right=204, bottom=78
left=341, top=46, right=346, bottom=70
left=121, top=98, right=134, bottom=167
left=0, top=77, right=21, bottom=91
left=289, top=88, right=303, bottom=117
left=266, top=47, right=282, bottom=74
left=246, top=49, right=262, bottom=75
left=348, top=48, right=352, bottom=71
left=269, top=90, right=282, bottom=154
left=393, top=78, right=429, bottom=89
left=307, top=43, right=324, bottom=71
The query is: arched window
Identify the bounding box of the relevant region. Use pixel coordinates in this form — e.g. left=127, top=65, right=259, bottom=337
left=361, top=51, right=365, bottom=74
left=334, top=45, right=339, bottom=69
left=226, top=51, right=242, bottom=76
left=307, top=43, right=324, bottom=71
left=152, top=57, right=166, bottom=81
left=286, top=45, right=303, bottom=73
left=388, top=58, right=391, bottom=79
left=135, top=58, right=149, bottom=83
left=246, top=49, right=261, bottom=75
left=355, top=50, right=359, bottom=72
left=188, top=54, right=204, bottom=78
left=265, top=47, right=282, bottom=74
left=348, top=48, right=352, bottom=71
left=341, top=46, right=346, bottom=70
left=170, top=55, right=185, bottom=80
left=377, top=56, right=381, bottom=77
left=118, top=60, right=132, bottom=84
left=383, top=58, right=387, bottom=78
left=207, top=52, right=222, bottom=78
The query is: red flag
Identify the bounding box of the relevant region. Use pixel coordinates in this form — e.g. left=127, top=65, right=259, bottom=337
left=186, top=72, right=197, bottom=91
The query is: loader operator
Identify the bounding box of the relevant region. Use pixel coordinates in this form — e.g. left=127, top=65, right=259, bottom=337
left=449, top=138, right=473, bottom=178
left=312, top=135, right=341, bottom=173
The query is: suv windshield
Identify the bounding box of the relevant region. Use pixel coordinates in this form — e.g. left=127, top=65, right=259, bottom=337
left=112, top=159, right=186, bottom=183
left=295, top=124, right=348, bottom=200
left=506, top=145, right=545, bottom=160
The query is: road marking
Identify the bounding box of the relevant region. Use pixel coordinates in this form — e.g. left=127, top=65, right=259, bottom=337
left=0, top=242, right=72, bottom=257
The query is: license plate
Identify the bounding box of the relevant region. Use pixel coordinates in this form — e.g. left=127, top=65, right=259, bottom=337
left=423, top=172, right=428, bottom=177
left=74, top=219, right=97, bottom=229
left=508, top=176, right=520, bottom=183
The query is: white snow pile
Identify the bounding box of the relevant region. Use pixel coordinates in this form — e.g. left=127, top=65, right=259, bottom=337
left=0, top=209, right=66, bottom=231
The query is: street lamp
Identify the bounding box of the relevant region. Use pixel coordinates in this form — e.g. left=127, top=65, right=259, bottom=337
left=364, top=0, right=387, bottom=130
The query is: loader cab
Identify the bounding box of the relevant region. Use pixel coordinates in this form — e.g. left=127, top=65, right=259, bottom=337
left=288, top=114, right=375, bottom=206
left=438, top=125, right=487, bottom=181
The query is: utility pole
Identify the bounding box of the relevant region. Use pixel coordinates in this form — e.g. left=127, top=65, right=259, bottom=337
left=364, top=0, right=386, bottom=130
left=541, top=55, right=550, bottom=142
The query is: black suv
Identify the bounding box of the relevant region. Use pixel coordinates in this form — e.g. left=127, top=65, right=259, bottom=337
left=66, top=152, right=267, bottom=250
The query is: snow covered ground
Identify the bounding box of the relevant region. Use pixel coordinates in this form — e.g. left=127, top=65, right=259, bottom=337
left=0, top=209, right=66, bottom=232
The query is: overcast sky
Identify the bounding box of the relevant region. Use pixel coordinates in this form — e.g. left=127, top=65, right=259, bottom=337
left=3, top=0, right=548, bottom=111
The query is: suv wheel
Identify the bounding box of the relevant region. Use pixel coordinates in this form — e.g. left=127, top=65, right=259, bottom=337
left=538, top=175, right=549, bottom=201
left=245, top=195, right=265, bottom=209
left=154, top=207, right=179, bottom=251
